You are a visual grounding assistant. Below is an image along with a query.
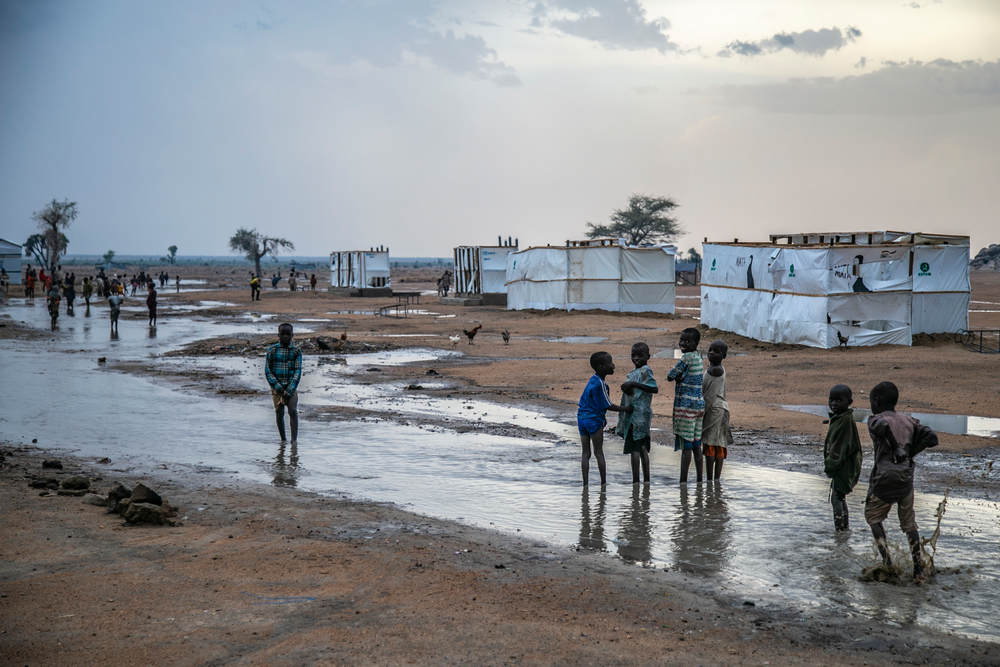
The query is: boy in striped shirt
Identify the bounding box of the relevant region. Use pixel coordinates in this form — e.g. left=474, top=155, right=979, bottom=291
left=265, top=323, right=303, bottom=443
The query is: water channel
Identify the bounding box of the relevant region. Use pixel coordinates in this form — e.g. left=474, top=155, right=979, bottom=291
left=2, top=299, right=999, bottom=643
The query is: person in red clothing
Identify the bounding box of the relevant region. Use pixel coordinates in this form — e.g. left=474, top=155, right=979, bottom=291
left=146, top=284, right=157, bottom=327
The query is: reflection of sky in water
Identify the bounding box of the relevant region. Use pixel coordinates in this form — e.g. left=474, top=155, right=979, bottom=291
left=3, top=303, right=1000, bottom=642
left=781, top=405, right=1000, bottom=438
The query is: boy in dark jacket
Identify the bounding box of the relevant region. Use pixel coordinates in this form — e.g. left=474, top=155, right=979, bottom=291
left=824, top=384, right=862, bottom=532
left=865, top=381, right=938, bottom=580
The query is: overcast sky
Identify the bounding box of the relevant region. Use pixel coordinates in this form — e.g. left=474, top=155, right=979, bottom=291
left=2, top=0, right=998, bottom=258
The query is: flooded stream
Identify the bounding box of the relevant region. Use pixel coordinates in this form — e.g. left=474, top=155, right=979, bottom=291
left=3, top=301, right=1000, bottom=642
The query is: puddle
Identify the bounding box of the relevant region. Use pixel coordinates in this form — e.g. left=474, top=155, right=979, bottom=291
left=778, top=405, right=1000, bottom=438
left=546, top=336, right=607, bottom=344
left=372, top=334, right=441, bottom=338
left=327, top=310, right=372, bottom=316
left=5, top=305, right=1000, bottom=643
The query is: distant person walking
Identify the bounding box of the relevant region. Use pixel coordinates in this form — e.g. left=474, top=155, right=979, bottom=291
left=175, top=275, right=180, bottom=293
left=265, top=323, right=302, bottom=443
left=271, top=274, right=280, bottom=289
left=310, top=274, right=317, bottom=291
left=288, top=274, right=297, bottom=292
left=82, top=277, right=93, bottom=308
left=146, top=284, right=157, bottom=327
left=108, top=291, right=123, bottom=332
left=250, top=273, right=261, bottom=301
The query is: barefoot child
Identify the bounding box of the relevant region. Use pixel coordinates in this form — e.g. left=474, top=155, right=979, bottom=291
left=865, top=381, right=938, bottom=580
left=265, top=323, right=303, bottom=443
left=702, top=340, right=734, bottom=480
left=616, top=343, right=658, bottom=485
left=823, top=384, right=862, bottom=531
left=577, top=351, right=632, bottom=486
left=667, top=328, right=706, bottom=483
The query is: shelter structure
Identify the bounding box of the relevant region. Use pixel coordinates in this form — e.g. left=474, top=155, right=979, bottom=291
left=506, top=238, right=676, bottom=313
left=452, top=241, right=518, bottom=306
left=0, top=238, right=23, bottom=285
left=700, top=231, right=971, bottom=348
left=329, top=247, right=391, bottom=297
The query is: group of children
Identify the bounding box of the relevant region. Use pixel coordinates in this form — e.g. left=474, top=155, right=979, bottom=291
left=576, top=328, right=732, bottom=487
left=577, top=327, right=938, bottom=580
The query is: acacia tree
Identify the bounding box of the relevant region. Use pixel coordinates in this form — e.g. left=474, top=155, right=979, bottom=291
left=228, top=228, right=294, bottom=278
left=24, top=232, right=69, bottom=269
left=585, top=194, right=682, bottom=246
left=167, top=245, right=178, bottom=264
left=31, top=198, right=78, bottom=271
left=103, top=250, right=116, bottom=264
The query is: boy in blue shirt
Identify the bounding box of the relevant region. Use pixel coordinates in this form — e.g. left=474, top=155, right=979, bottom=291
left=578, top=351, right=632, bottom=486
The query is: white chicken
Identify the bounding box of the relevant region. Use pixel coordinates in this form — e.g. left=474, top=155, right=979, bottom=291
left=449, top=335, right=462, bottom=347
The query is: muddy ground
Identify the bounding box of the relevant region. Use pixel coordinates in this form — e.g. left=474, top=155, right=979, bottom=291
left=2, top=266, right=999, bottom=665
left=3, top=446, right=998, bottom=667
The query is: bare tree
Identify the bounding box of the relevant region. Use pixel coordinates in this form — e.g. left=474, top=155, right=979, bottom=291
left=585, top=194, right=682, bottom=246
left=24, top=232, right=69, bottom=269
left=31, top=198, right=78, bottom=270
left=167, top=245, right=178, bottom=265
left=228, top=228, right=294, bottom=278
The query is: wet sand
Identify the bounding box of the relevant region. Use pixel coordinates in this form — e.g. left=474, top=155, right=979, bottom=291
left=2, top=267, right=999, bottom=664
left=3, top=446, right=998, bottom=667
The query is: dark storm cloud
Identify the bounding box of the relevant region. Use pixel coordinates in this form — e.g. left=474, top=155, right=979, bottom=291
left=706, top=58, right=1000, bottom=116
left=270, top=1, right=520, bottom=87
left=542, top=0, right=677, bottom=52
left=718, top=26, right=861, bottom=58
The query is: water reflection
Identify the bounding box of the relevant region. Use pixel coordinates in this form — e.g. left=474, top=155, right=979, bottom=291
left=672, top=483, right=730, bottom=574
left=616, top=485, right=652, bottom=562
left=579, top=487, right=606, bottom=550
left=148, top=326, right=157, bottom=340
left=271, top=441, right=300, bottom=487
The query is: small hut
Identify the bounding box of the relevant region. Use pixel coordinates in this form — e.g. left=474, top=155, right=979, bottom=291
left=700, top=231, right=971, bottom=348
left=0, top=238, right=23, bottom=285
left=329, top=247, right=391, bottom=296
left=452, top=239, right=518, bottom=306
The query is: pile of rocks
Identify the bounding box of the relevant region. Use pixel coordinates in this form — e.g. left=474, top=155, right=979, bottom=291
left=28, top=460, right=178, bottom=526
left=971, top=245, right=1000, bottom=271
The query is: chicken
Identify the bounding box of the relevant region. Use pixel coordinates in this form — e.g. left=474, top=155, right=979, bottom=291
left=340, top=332, right=348, bottom=341
left=501, top=329, right=510, bottom=345
left=449, top=335, right=462, bottom=347
left=463, top=324, right=483, bottom=345
left=836, top=330, right=849, bottom=350
left=316, top=338, right=331, bottom=351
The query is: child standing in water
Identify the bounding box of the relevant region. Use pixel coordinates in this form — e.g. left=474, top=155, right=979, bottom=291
left=577, top=351, right=632, bottom=487
left=667, top=328, right=705, bottom=483
left=865, top=381, right=938, bottom=580
left=702, top=340, right=733, bottom=480
left=823, top=384, right=862, bottom=531
left=616, top=342, right=658, bottom=485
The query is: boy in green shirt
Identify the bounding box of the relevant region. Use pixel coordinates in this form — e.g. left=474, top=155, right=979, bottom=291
left=824, top=384, right=863, bottom=532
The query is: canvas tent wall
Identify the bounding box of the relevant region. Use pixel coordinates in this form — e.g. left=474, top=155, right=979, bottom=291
left=506, top=239, right=676, bottom=313
left=700, top=232, right=970, bottom=348
left=453, top=245, right=518, bottom=296
left=329, top=250, right=390, bottom=290
left=0, top=238, right=22, bottom=285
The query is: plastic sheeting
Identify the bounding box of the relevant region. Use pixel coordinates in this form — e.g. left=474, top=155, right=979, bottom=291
left=702, top=238, right=969, bottom=348
left=453, top=246, right=516, bottom=295
left=329, top=251, right=391, bottom=289
left=507, top=244, right=675, bottom=313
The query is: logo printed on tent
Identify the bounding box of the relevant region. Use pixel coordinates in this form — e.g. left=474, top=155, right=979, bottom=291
left=788, top=264, right=796, bottom=277
left=918, top=262, right=931, bottom=277
left=711, top=259, right=716, bottom=271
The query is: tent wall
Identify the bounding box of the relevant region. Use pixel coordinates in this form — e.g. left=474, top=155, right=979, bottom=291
left=702, top=235, right=969, bottom=348
left=0, top=254, right=22, bottom=285
left=506, top=243, right=675, bottom=313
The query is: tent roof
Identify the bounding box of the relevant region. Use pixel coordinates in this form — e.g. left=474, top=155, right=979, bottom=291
left=706, top=231, right=969, bottom=249
left=0, top=237, right=23, bottom=254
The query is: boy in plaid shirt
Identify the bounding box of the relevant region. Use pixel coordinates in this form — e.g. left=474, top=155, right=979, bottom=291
left=265, top=323, right=303, bottom=442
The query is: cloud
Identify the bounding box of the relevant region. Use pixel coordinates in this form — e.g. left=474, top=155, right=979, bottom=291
left=718, top=26, right=861, bottom=58
left=0, top=0, right=59, bottom=36
left=705, top=58, right=1000, bottom=116
left=541, top=0, right=677, bottom=52
left=236, top=6, right=287, bottom=32
left=277, top=2, right=520, bottom=87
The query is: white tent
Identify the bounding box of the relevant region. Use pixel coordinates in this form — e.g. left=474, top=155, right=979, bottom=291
left=453, top=245, right=518, bottom=297
left=329, top=250, right=390, bottom=290
left=506, top=239, right=676, bottom=313
left=0, top=238, right=22, bottom=285
left=700, top=231, right=970, bottom=348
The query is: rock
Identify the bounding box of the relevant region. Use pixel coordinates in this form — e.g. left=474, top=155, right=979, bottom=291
left=404, top=384, right=424, bottom=390
left=124, top=502, right=165, bottom=525
left=46, top=481, right=60, bottom=490
left=97, top=457, right=111, bottom=464
left=161, top=499, right=178, bottom=518
left=61, top=475, right=91, bottom=490
left=29, top=479, right=50, bottom=489
left=42, top=459, right=63, bottom=469
left=130, top=483, right=162, bottom=506
left=971, top=244, right=1000, bottom=271
left=82, top=493, right=108, bottom=507
left=58, top=489, right=88, bottom=497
